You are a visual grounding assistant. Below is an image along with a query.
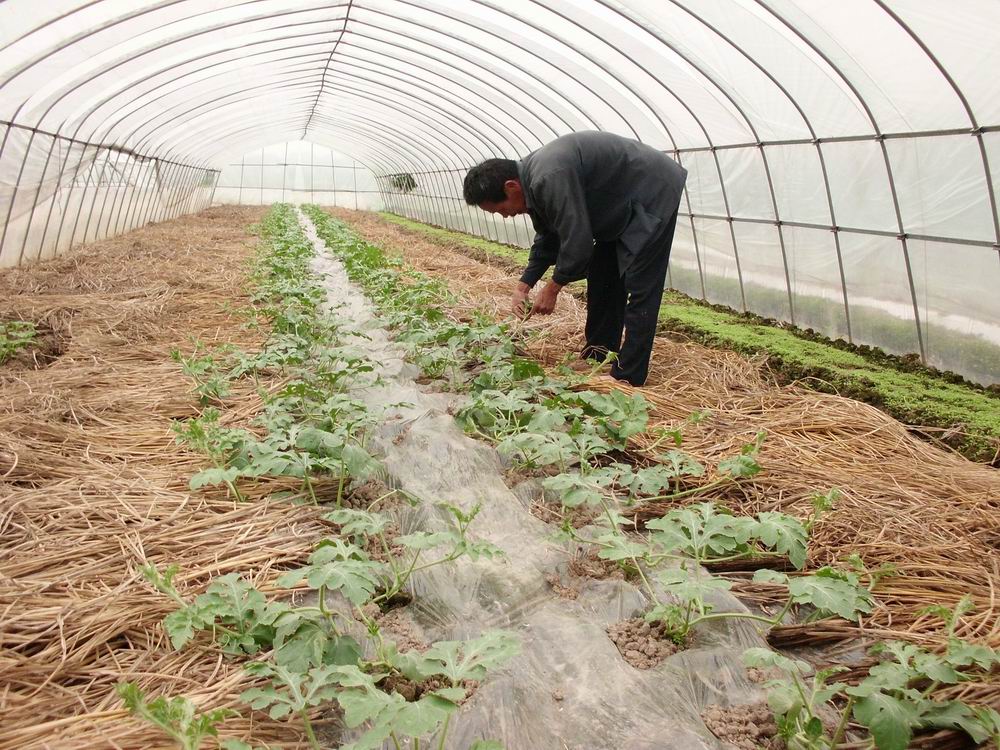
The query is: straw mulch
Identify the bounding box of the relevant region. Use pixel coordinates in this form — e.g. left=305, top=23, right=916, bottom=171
left=0, top=206, right=324, bottom=749
left=327, top=208, right=1000, bottom=703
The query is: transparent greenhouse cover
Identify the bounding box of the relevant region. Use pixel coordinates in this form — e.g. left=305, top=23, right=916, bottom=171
left=1, top=1, right=998, bottom=383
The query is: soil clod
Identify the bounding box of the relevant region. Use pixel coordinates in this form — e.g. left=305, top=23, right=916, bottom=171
left=606, top=617, right=680, bottom=669
left=701, top=702, right=784, bottom=750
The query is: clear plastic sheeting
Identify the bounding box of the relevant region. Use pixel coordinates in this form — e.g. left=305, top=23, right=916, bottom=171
left=298, top=208, right=765, bottom=749
left=214, top=141, right=380, bottom=209
left=1, top=1, right=999, bottom=382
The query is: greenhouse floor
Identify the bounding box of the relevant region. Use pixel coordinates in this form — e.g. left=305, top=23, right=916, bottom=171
left=2, top=204, right=999, bottom=749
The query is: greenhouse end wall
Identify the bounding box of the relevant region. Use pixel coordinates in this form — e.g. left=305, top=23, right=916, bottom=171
left=212, top=141, right=382, bottom=211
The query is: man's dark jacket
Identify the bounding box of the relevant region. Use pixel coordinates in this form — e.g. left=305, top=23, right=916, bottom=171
left=517, top=131, right=688, bottom=287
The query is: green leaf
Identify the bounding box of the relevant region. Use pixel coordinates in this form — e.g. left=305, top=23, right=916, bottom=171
left=645, top=503, right=754, bottom=560
left=307, top=559, right=382, bottom=606
left=849, top=691, right=919, bottom=750
left=542, top=473, right=603, bottom=507
left=971, top=706, right=1000, bottom=744
left=277, top=541, right=383, bottom=606
left=946, top=638, right=999, bottom=671
left=742, top=646, right=809, bottom=676
left=324, top=508, right=390, bottom=540
left=756, top=567, right=873, bottom=622
left=341, top=444, right=383, bottom=480
left=396, top=529, right=462, bottom=550
left=189, top=466, right=243, bottom=490
left=655, top=566, right=732, bottom=610
left=919, top=700, right=988, bottom=742
left=391, top=693, right=458, bottom=736
left=656, top=450, right=705, bottom=480
left=272, top=610, right=329, bottom=671
left=240, top=662, right=342, bottom=720
left=595, top=533, right=648, bottom=562
left=718, top=453, right=761, bottom=478
left=416, top=631, right=521, bottom=684
left=753, top=512, right=808, bottom=569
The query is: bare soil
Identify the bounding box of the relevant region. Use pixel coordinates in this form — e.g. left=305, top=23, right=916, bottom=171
left=606, top=617, right=680, bottom=669
left=544, top=572, right=580, bottom=600
left=701, top=703, right=784, bottom=750
left=530, top=494, right=602, bottom=528
left=567, top=547, right=629, bottom=581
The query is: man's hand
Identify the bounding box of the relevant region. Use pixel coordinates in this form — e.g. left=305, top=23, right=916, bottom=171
left=512, top=281, right=532, bottom=317
left=531, top=280, right=563, bottom=316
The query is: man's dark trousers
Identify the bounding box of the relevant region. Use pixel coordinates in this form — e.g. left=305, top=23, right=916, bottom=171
left=582, top=209, right=679, bottom=386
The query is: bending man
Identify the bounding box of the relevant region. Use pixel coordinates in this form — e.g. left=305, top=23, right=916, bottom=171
left=463, top=131, right=687, bottom=387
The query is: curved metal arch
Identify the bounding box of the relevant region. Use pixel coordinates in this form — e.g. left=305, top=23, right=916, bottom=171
left=327, top=48, right=535, bottom=154
left=0, top=1, right=346, bottom=84
left=348, top=4, right=596, bottom=137
left=306, top=113, right=455, bottom=218
left=121, top=71, right=485, bottom=171
left=366, top=0, right=624, bottom=138
left=212, top=124, right=407, bottom=176
left=608, top=0, right=842, bottom=326
left=179, top=109, right=422, bottom=174
left=8, top=0, right=635, bottom=173
left=3, top=5, right=351, bottom=129
left=17, top=8, right=548, bottom=174
left=100, top=24, right=516, bottom=170
left=301, top=0, right=353, bottom=137
left=310, top=78, right=493, bottom=167
left=514, top=0, right=759, bottom=308
left=751, top=0, right=925, bottom=360
left=43, top=23, right=349, bottom=147
left=122, top=78, right=321, bottom=155
left=91, top=49, right=331, bottom=145
left=6, top=0, right=582, bottom=174
left=310, top=98, right=476, bottom=172
left=305, top=65, right=509, bottom=164
left=872, top=0, right=999, bottom=248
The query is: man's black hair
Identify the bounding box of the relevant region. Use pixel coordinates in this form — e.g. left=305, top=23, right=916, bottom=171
left=463, top=158, right=519, bottom=204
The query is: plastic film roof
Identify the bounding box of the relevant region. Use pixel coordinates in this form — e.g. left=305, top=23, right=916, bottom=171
left=2, top=1, right=1000, bottom=382
left=1, top=2, right=996, bottom=174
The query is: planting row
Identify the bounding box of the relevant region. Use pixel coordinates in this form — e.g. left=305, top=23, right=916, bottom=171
left=125, top=204, right=516, bottom=750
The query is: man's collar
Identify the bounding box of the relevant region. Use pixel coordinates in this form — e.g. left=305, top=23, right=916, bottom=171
left=516, top=160, right=534, bottom=212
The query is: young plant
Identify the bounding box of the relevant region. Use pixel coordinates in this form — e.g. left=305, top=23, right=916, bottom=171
left=172, top=408, right=250, bottom=501
left=117, top=682, right=234, bottom=750
left=142, top=564, right=285, bottom=656
left=0, top=320, right=37, bottom=363
left=742, top=647, right=850, bottom=749
left=171, top=342, right=233, bottom=405
left=843, top=599, right=1000, bottom=750
left=296, top=503, right=504, bottom=618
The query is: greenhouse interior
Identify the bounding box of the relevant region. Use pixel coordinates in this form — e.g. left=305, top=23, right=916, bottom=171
left=2, top=1, right=999, bottom=749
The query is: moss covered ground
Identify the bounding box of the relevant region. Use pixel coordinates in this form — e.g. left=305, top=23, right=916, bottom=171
left=377, top=212, right=1000, bottom=463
